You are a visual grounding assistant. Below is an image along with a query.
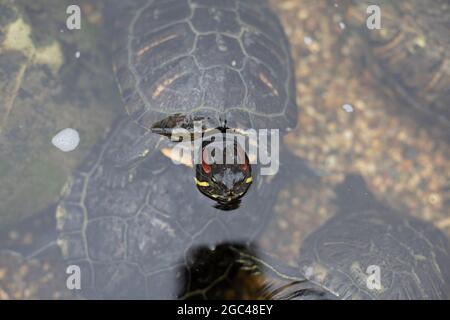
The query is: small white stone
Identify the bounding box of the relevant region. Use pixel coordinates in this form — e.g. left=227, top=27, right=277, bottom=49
left=75, top=51, right=80, bottom=58
left=52, top=128, right=80, bottom=152
left=303, top=36, right=313, bottom=45
left=339, top=22, right=346, bottom=30
left=342, top=104, right=354, bottom=113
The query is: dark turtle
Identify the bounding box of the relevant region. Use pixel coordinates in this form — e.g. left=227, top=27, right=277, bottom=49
left=345, top=0, right=450, bottom=132
left=236, top=175, right=450, bottom=300
left=103, top=0, right=299, bottom=204
left=51, top=116, right=315, bottom=299
left=296, top=175, right=450, bottom=299
left=0, top=0, right=313, bottom=299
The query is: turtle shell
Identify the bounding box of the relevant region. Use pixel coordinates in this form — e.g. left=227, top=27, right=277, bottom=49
left=297, top=177, right=450, bottom=300
left=55, top=117, right=284, bottom=299
left=107, top=0, right=298, bottom=133
left=345, top=0, right=450, bottom=130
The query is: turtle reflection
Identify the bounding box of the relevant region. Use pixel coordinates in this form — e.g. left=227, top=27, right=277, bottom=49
left=178, top=243, right=325, bottom=300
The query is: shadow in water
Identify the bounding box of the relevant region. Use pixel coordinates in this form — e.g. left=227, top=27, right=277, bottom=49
left=177, top=243, right=329, bottom=300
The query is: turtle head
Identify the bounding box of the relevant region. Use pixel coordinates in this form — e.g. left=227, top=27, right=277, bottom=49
left=195, top=138, right=252, bottom=206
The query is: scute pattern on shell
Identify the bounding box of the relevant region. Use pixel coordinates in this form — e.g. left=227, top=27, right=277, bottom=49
left=108, top=0, right=298, bottom=132
left=56, top=118, right=281, bottom=299
left=298, top=208, right=450, bottom=299
left=346, top=0, right=450, bottom=130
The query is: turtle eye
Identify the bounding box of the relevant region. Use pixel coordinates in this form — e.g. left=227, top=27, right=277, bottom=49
left=202, top=149, right=212, bottom=174
left=202, top=161, right=211, bottom=174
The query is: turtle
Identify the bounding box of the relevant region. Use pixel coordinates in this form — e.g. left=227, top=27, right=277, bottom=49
left=0, top=0, right=316, bottom=299
left=344, top=0, right=450, bottom=134
left=102, top=0, right=299, bottom=205
left=0, top=114, right=316, bottom=299
left=239, top=174, right=450, bottom=300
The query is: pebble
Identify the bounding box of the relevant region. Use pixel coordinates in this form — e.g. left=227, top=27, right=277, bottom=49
left=342, top=104, right=354, bottom=113
left=303, top=36, right=313, bottom=45
left=51, top=128, right=80, bottom=152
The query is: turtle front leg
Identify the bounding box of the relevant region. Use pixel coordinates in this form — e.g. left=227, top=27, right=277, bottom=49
left=104, top=135, right=163, bottom=188
left=101, top=119, right=164, bottom=188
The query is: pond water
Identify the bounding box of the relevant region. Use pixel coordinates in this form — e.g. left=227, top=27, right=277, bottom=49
left=0, top=0, right=449, bottom=300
